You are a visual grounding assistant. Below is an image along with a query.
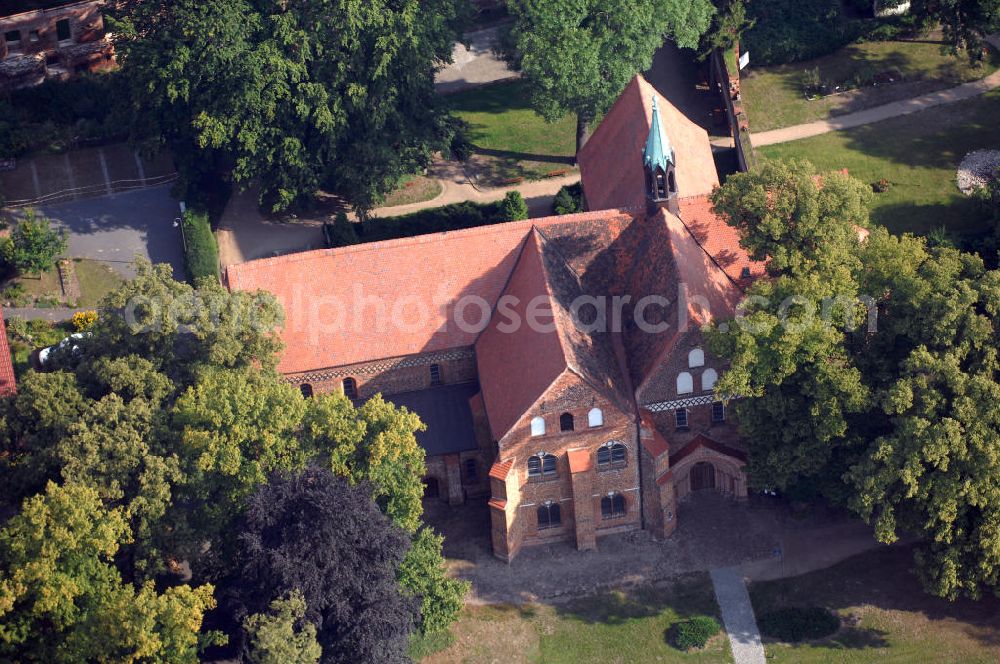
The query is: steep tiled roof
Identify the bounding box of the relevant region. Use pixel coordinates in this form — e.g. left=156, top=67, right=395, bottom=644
left=579, top=74, right=719, bottom=212
left=226, top=210, right=637, bottom=376
left=622, top=208, right=743, bottom=395
left=670, top=433, right=747, bottom=465
left=489, top=458, right=513, bottom=481
left=677, top=195, right=766, bottom=285
left=0, top=310, right=16, bottom=397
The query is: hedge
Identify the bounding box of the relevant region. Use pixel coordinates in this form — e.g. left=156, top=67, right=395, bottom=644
left=758, top=607, right=840, bottom=642
left=181, top=210, right=220, bottom=284
left=669, top=616, right=721, bottom=650
left=325, top=195, right=530, bottom=249
left=552, top=183, right=584, bottom=215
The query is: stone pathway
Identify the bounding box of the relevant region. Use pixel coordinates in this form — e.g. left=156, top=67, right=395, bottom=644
left=752, top=34, right=1000, bottom=146
left=710, top=566, right=767, bottom=664
left=435, top=25, right=519, bottom=94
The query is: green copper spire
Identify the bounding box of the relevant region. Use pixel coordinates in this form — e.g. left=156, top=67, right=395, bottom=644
left=643, top=95, right=674, bottom=172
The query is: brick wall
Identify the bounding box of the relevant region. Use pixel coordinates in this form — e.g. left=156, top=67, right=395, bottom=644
left=490, top=370, right=641, bottom=559
left=1, top=1, right=113, bottom=83
left=287, top=347, right=477, bottom=399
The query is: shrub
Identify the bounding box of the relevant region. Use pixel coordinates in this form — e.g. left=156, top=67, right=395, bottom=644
left=71, top=310, right=98, bottom=333
left=669, top=616, right=721, bottom=650
left=181, top=209, right=220, bottom=284
left=2, top=209, right=68, bottom=277
left=552, top=183, right=584, bottom=215
left=758, top=607, right=840, bottom=642
left=354, top=199, right=513, bottom=247
left=500, top=191, right=529, bottom=221
left=743, top=0, right=874, bottom=64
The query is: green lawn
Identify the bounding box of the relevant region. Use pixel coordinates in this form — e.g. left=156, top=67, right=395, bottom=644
left=759, top=88, right=1000, bottom=236
left=0, top=259, right=123, bottom=309
left=743, top=38, right=1000, bottom=132
left=749, top=546, right=1000, bottom=664
left=447, top=80, right=578, bottom=185
left=414, top=574, right=732, bottom=664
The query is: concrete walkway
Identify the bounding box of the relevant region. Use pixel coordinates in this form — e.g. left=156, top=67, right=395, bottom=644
left=435, top=25, right=519, bottom=94
left=711, top=566, right=767, bottom=664
left=4, top=307, right=85, bottom=322
left=752, top=34, right=1000, bottom=146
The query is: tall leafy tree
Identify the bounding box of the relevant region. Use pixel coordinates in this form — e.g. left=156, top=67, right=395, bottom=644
left=111, top=0, right=465, bottom=213
left=1, top=209, right=67, bottom=277
left=910, top=0, right=1000, bottom=62
left=0, top=482, right=219, bottom=662
left=503, top=0, right=714, bottom=152
left=236, top=467, right=416, bottom=664
left=709, top=159, right=1000, bottom=599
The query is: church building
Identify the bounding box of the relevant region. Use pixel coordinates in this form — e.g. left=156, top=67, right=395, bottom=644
left=226, top=74, right=765, bottom=561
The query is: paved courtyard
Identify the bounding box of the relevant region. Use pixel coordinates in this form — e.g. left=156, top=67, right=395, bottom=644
left=23, top=184, right=185, bottom=280
left=426, top=492, right=878, bottom=605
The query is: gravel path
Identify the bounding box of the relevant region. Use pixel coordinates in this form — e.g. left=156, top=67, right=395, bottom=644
left=752, top=34, right=1000, bottom=146
left=711, top=566, right=767, bottom=664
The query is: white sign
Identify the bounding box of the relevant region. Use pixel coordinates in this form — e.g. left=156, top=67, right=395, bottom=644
left=739, top=51, right=750, bottom=70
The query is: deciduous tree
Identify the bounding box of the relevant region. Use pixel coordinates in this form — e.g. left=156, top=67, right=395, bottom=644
left=504, top=0, right=714, bottom=153
left=1, top=209, right=67, bottom=277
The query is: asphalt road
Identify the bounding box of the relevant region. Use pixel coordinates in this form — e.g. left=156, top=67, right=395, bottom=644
left=34, top=184, right=185, bottom=280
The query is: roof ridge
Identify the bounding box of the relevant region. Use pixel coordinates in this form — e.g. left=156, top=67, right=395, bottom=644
left=226, top=207, right=640, bottom=285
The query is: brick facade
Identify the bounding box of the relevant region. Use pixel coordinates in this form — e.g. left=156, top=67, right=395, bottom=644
left=1, top=1, right=113, bottom=91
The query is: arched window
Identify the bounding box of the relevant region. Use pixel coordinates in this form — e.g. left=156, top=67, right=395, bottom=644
left=668, top=170, right=677, bottom=195
left=596, top=442, right=627, bottom=469
left=537, top=502, right=561, bottom=530
left=675, top=408, right=689, bottom=429
left=588, top=407, right=604, bottom=427
left=702, top=368, right=718, bottom=391
left=527, top=453, right=557, bottom=478
left=560, top=412, right=575, bottom=432
left=530, top=416, right=546, bottom=437
left=677, top=372, right=693, bottom=395
left=654, top=169, right=667, bottom=199
left=299, top=383, right=314, bottom=398
left=343, top=377, right=358, bottom=400
left=429, top=363, right=442, bottom=386
left=601, top=493, right=627, bottom=519
left=689, top=348, right=705, bottom=368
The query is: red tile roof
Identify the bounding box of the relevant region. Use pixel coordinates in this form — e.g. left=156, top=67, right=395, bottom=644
left=639, top=410, right=669, bottom=458
left=489, top=458, right=513, bottom=481
left=0, top=309, right=16, bottom=398
left=677, top=195, right=766, bottom=285
left=579, top=74, right=719, bottom=212
left=670, top=434, right=747, bottom=465
left=225, top=210, right=636, bottom=376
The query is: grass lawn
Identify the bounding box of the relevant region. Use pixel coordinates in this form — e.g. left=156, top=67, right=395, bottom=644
left=448, top=80, right=578, bottom=185
left=749, top=545, right=1000, bottom=663
left=382, top=174, right=444, bottom=208
left=758, top=88, right=1000, bottom=236
left=0, top=259, right=123, bottom=309
left=412, top=574, right=732, bottom=664
left=743, top=38, right=1000, bottom=132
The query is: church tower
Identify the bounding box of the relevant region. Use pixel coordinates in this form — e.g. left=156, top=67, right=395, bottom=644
left=643, top=96, right=679, bottom=215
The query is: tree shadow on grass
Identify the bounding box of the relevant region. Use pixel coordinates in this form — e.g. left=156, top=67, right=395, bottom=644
left=750, top=545, right=1000, bottom=650
left=553, top=574, right=719, bottom=627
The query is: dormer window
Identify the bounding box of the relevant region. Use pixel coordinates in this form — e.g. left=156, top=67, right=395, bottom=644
left=530, top=416, right=546, bottom=437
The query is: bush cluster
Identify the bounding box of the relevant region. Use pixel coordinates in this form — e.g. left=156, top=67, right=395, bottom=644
left=324, top=193, right=530, bottom=248
left=670, top=615, right=721, bottom=650
left=758, top=606, right=840, bottom=642
left=552, top=183, right=584, bottom=215
left=181, top=210, right=220, bottom=284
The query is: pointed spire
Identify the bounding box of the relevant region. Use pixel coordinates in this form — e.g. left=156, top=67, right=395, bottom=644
left=643, top=95, right=674, bottom=173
